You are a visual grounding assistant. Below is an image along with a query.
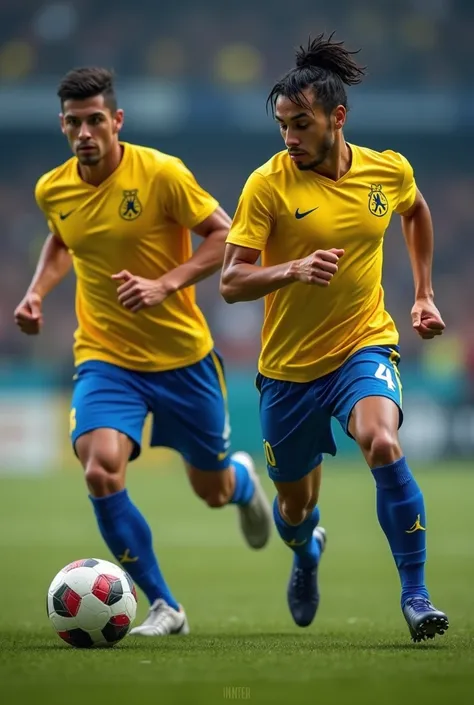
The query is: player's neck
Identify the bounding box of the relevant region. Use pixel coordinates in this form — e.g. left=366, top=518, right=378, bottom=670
left=312, top=135, right=352, bottom=181
left=78, top=143, right=124, bottom=187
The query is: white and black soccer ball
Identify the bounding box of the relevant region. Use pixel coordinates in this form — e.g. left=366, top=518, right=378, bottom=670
left=46, top=558, right=138, bottom=648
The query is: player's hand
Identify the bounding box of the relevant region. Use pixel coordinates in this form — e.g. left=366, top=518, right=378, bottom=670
left=411, top=298, right=445, bottom=340
left=14, top=292, right=43, bottom=335
left=293, top=248, right=345, bottom=287
left=112, top=271, right=169, bottom=313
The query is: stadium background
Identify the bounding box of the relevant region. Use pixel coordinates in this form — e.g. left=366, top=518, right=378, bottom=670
left=1, top=3, right=474, bottom=704
left=1, top=0, right=474, bottom=473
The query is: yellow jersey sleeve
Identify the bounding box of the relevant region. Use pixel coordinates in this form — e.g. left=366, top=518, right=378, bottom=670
left=394, top=152, right=417, bottom=214
left=227, top=171, right=274, bottom=251
left=34, top=175, right=57, bottom=235
left=161, top=158, right=218, bottom=230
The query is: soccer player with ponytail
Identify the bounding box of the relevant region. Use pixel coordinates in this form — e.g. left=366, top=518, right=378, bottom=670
left=221, top=33, right=448, bottom=641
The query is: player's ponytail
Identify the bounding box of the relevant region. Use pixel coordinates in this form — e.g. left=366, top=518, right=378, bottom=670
left=295, top=33, right=365, bottom=86
left=267, top=32, right=366, bottom=116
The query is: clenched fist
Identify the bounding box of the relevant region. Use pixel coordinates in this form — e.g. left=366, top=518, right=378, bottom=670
left=292, top=248, right=345, bottom=286
left=112, top=270, right=170, bottom=313
left=14, top=292, right=43, bottom=335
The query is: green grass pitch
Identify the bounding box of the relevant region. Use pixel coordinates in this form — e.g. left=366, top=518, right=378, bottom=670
left=1, top=458, right=473, bottom=705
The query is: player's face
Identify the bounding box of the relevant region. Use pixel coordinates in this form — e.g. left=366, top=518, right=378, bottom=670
left=60, top=95, right=124, bottom=166
left=275, top=90, right=345, bottom=171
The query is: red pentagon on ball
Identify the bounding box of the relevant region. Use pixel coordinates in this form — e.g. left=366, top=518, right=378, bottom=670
left=92, top=574, right=124, bottom=605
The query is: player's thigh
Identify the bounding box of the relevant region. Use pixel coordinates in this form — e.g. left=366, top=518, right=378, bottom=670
left=331, top=345, right=403, bottom=450
left=257, top=373, right=334, bottom=485
left=71, top=360, right=149, bottom=473
left=150, top=351, right=231, bottom=481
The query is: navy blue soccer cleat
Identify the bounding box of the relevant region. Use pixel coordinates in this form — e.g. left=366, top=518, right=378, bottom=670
left=402, top=596, right=449, bottom=642
left=287, top=527, right=326, bottom=627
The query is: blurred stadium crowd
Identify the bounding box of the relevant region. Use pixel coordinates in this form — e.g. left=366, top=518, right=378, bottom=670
left=0, top=0, right=472, bottom=87
left=1, top=0, right=473, bottom=398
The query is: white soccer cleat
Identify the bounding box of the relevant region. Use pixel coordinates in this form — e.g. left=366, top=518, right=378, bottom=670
left=129, top=598, right=190, bottom=637
left=233, top=451, right=272, bottom=549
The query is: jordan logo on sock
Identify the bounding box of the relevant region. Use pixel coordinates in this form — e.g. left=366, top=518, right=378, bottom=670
left=405, top=514, right=426, bottom=534
left=284, top=538, right=307, bottom=547
left=118, top=548, right=139, bottom=563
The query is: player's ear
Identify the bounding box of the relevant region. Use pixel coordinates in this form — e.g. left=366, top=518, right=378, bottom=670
left=333, top=105, right=346, bottom=131
left=59, top=113, right=66, bottom=135
left=114, top=109, right=124, bottom=134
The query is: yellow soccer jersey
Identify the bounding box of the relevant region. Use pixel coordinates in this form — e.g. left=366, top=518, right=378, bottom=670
left=35, top=142, right=218, bottom=371
left=227, top=145, right=417, bottom=382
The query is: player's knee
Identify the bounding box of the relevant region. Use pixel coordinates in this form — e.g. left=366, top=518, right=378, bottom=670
left=279, top=493, right=316, bottom=526
left=359, top=428, right=401, bottom=468
left=76, top=430, right=130, bottom=497
left=84, top=455, right=125, bottom=497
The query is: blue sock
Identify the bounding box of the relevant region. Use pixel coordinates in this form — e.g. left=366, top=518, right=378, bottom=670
left=272, top=496, right=321, bottom=569
left=229, top=454, right=255, bottom=505
left=371, top=456, right=429, bottom=606
left=90, top=489, right=179, bottom=610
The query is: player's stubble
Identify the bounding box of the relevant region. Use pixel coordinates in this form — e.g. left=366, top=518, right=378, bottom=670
left=294, top=122, right=334, bottom=172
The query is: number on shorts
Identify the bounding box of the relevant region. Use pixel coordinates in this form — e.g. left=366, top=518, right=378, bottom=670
left=69, top=408, right=77, bottom=435
left=263, top=440, right=277, bottom=467
left=374, top=363, right=396, bottom=391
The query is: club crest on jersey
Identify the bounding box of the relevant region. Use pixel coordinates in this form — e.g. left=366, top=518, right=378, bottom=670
left=368, top=184, right=389, bottom=217
left=119, top=190, right=142, bottom=220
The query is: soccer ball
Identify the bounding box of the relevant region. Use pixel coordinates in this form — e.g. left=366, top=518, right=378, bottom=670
left=46, top=558, right=138, bottom=648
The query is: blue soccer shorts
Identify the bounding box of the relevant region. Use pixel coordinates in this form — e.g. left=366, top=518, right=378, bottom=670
left=257, top=345, right=403, bottom=482
left=69, top=350, right=231, bottom=470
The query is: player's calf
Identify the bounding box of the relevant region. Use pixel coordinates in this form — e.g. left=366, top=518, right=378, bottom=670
left=76, top=429, right=181, bottom=612
left=233, top=451, right=272, bottom=549
left=187, top=454, right=272, bottom=549
left=187, top=465, right=234, bottom=507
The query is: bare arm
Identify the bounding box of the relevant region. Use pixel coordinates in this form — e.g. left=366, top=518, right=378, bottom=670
left=220, top=244, right=345, bottom=304
left=400, top=189, right=445, bottom=339
left=26, top=232, right=72, bottom=298
left=15, top=232, right=72, bottom=335
left=113, top=207, right=232, bottom=313
left=400, top=189, right=434, bottom=300
left=220, top=245, right=297, bottom=303
left=156, top=206, right=231, bottom=295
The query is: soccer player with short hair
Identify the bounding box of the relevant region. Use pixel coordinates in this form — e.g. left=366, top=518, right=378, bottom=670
left=220, top=34, right=449, bottom=642
left=15, top=67, right=271, bottom=637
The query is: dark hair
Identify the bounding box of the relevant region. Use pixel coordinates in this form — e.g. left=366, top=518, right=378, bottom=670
left=57, top=67, right=117, bottom=111
left=267, top=32, right=366, bottom=116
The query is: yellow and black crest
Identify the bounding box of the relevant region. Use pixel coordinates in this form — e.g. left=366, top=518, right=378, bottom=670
left=119, top=189, right=142, bottom=221
left=368, top=184, right=389, bottom=217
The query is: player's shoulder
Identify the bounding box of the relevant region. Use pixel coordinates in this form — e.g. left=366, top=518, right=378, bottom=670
left=125, top=142, right=189, bottom=176
left=254, top=150, right=290, bottom=181
left=34, top=157, right=77, bottom=204
left=353, top=144, right=411, bottom=176
left=241, top=150, right=289, bottom=197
